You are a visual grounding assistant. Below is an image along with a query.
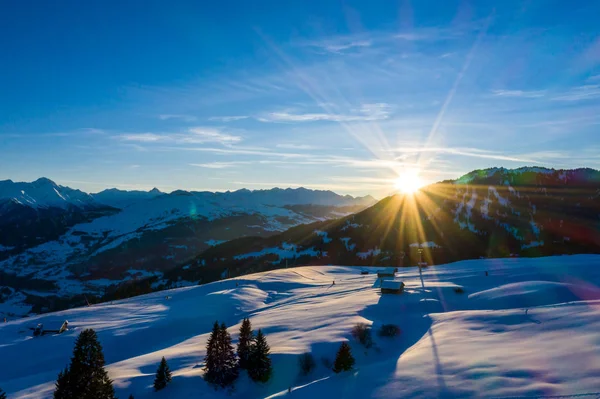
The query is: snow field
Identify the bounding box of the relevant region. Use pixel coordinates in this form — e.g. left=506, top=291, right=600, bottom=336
left=1, top=255, right=600, bottom=398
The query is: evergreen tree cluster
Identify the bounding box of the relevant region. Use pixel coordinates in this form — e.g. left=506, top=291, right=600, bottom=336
left=237, top=318, right=272, bottom=383
left=204, top=318, right=273, bottom=389
left=53, top=329, right=116, bottom=399
left=51, top=320, right=274, bottom=396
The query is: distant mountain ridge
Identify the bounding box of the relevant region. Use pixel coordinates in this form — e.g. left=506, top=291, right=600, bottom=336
left=92, top=187, right=164, bottom=209
left=0, top=178, right=376, bottom=317
left=1, top=178, right=375, bottom=211
left=166, top=167, right=600, bottom=287
left=0, top=177, right=98, bottom=209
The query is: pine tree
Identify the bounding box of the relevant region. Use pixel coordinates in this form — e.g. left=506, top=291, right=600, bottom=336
left=333, top=342, right=355, bottom=373
left=53, top=367, right=72, bottom=399
left=153, top=356, right=173, bottom=391
left=218, top=322, right=239, bottom=387
left=54, top=328, right=116, bottom=399
left=204, top=321, right=221, bottom=386
left=237, top=318, right=253, bottom=369
left=204, top=321, right=239, bottom=388
left=247, top=329, right=272, bottom=383
left=0, top=388, right=6, bottom=399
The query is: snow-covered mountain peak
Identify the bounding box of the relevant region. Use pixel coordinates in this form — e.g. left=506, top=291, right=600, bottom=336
left=0, top=178, right=96, bottom=209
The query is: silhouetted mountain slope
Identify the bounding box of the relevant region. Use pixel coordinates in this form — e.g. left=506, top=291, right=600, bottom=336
left=168, top=167, right=600, bottom=285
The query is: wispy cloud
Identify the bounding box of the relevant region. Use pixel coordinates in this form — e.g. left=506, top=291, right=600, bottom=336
left=185, top=128, right=242, bottom=144
left=389, top=147, right=538, bottom=163
left=118, top=128, right=242, bottom=145
left=258, top=103, right=392, bottom=123
left=491, top=89, right=546, bottom=98
left=275, top=143, right=318, bottom=150
left=208, top=115, right=249, bottom=122
left=394, top=33, right=429, bottom=41
left=552, top=85, right=600, bottom=101
left=166, top=146, right=304, bottom=158
left=190, top=161, right=250, bottom=169
left=306, top=39, right=372, bottom=54
left=159, top=114, right=198, bottom=122
left=119, top=133, right=163, bottom=142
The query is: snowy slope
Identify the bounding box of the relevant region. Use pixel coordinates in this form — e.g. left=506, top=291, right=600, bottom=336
left=1, top=255, right=600, bottom=398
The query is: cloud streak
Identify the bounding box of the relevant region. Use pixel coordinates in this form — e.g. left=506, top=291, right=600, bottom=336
left=491, top=89, right=546, bottom=98
left=159, top=114, right=198, bottom=122
left=389, top=147, right=538, bottom=163
left=190, top=161, right=250, bottom=169
left=208, top=115, right=249, bottom=122
left=258, top=103, right=392, bottom=123
left=552, top=85, right=600, bottom=101
left=305, top=38, right=372, bottom=54
left=118, top=128, right=242, bottom=145
left=275, top=143, right=318, bottom=150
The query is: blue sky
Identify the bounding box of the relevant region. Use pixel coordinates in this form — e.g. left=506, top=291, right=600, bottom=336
left=1, top=1, right=600, bottom=197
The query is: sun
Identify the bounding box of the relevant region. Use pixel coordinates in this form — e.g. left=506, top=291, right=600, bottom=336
left=394, top=171, right=423, bottom=194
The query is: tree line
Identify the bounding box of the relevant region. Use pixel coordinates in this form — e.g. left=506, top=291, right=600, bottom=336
left=204, top=317, right=273, bottom=388
left=42, top=317, right=360, bottom=398
left=48, top=318, right=273, bottom=398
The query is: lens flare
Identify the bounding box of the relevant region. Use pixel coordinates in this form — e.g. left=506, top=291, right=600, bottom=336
left=394, top=171, right=423, bottom=194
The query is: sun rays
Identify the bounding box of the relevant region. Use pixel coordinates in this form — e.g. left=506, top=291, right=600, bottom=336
left=394, top=170, right=424, bottom=194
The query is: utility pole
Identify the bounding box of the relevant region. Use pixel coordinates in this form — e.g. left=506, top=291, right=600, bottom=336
left=418, top=247, right=425, bottom=289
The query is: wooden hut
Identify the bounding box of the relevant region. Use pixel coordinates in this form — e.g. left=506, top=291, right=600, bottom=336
left=380, top=279, right=405, bottom=294
left=376, top=267, right=396, bottom=278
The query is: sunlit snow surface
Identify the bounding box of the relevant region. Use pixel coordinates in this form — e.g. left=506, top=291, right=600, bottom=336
left=1, top=255, right=600, bottom=398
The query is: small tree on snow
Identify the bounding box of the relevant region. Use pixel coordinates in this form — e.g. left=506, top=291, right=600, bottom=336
left=351, top=323, right=373, bottom=348
left=247, top=329, right=272, bottom=383
left=237, top=318, right=253, bottom=369
left=153, top=357, right=173, bottom=391
left=333, top=342, right=355, bottom=373
left=0, top=387, right=6, bottom=399
left=298, top=352, right=316, bottom=376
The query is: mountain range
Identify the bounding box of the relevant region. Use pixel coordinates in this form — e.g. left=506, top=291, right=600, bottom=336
left=0, top=178, right=374, bottom=316
left=1, top=167, right=599, bottom=318
left=167, top=167, right=600, bottom=287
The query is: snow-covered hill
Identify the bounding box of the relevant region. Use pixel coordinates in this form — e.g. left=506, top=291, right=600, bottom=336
left=1, top=255, right=599, bottom=398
